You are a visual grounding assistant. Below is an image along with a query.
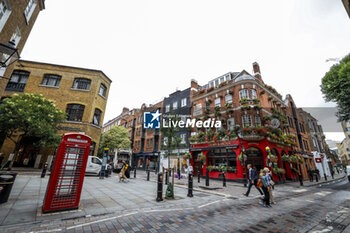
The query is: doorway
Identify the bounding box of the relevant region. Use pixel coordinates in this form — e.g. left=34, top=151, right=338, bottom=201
left=245, top=147, right=264, bottom=172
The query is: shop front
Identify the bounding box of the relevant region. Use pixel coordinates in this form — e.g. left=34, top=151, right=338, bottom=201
left=190, top=137, right=297, bottom=182
left=134, top=153, right=159, bottom=171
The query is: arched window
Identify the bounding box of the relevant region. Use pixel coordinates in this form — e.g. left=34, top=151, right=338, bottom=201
left=93, top=108, right=102, bottom=125
left=66, top=104, right=85, bottom=122
left=245, top=147, right=263, bottom=157
left=72, top=78, right=91, bottom=90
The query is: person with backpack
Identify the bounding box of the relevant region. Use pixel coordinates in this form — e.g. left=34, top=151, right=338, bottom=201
left=243, top=164, right=263, bottom=197
left=119, top=160, right=128, bottom=182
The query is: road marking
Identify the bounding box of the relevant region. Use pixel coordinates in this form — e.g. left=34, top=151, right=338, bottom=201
left=198, top=200, right=221, bottom=208
left=292, top=189, right=307, bottom=193
left=309, top=226, right=333, bottom=233
left=315, top=191, right=332, bottom=196
left=30, top=229, right=62, bottom=233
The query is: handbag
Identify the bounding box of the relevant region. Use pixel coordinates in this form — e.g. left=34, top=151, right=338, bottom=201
left=256, top=178, right=263, bottom=188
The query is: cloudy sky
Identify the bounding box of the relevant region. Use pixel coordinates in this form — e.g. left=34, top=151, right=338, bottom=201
left=21, top=0, right=350, bottom=142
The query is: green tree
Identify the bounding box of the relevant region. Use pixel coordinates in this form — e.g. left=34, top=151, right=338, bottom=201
left=321, top=53, right=350, bottom=122
left=98, top=126, right=131, bottom=156
left=0, top=93, right=66, bottom=169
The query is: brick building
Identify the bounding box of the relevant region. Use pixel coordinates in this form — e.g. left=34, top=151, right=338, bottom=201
left=189, top=62, right=315, bottom=182
left=338, top=120, right=350, bottom=166
left=0, top=0, right=45, bottom=89
left=103, top=101, right=163, bottom=170
left=0, top=60, right=111, bottom=168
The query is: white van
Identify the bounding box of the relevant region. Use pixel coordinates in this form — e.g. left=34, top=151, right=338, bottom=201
left=85, top=156, right=103, bottom=175
left=346, top=165, right=350, bottom=181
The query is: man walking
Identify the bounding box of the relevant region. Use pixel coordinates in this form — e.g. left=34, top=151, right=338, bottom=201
left=243, top=164, right=263, bottom=197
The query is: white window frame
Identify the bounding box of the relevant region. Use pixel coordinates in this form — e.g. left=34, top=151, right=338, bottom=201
left=24, top=0, right=37, bottom=23
left=227, top=118, right=235, bottom=130
left=193, top=104, right=202, bottom=116
left=254, top=115, right=261, bottom=126
left=181, top=98, right=187, bottom=107
left=0, top=0, right=11, bottom=33
left=242, top=115, right=252, bottom=128
left=165, top=104, right=170, bottom=113
left=214, top=98, right=221, bottom=107
left=173, top=101, right=178, bottom=110
left=251, top=89, right=257, bottom=99
left=239, top=89, right=249, bottom=99
left=98, top=84, right=107, bottom=97
left=225, top=94, right=232, bottom=103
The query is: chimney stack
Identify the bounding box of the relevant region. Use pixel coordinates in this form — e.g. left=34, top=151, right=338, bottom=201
left=122, top=107, right=129, bottom=114
left=252, top=62, right=263, bottom=83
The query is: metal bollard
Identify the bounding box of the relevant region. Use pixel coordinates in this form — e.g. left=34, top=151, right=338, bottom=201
left=41, top=162, right=48, bottom=178
left=298, top=173, right=303, bottom=186
left=198, top=170, right=200, bottom=183
left=147, top=170, right=150, bottom=181
left=156, top=172, right=163, bottom=202
left=205, top=169, right=209, bottom=186
left=165, top=169, right=168, bottom=185
left=134, top=167, right=136, bottom=178
left=315, top=174, right=319, bottom=182
left=222, top=172, right=226, bottom=187
left=187, top=172, right=193, bottom=197
left=169, top=169, right=172, bottom=178
left=331, top=172, right=334, bottom=179
left=178, top=168, right=181, bottom=180
left=324, top=173, right=327, bottom=181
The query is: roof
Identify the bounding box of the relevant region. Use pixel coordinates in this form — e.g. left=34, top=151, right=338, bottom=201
left=17, top=60, right=112, bottom=84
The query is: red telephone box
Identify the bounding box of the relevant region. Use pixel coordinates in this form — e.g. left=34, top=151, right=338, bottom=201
left=43, top=133, right=91, bottom=213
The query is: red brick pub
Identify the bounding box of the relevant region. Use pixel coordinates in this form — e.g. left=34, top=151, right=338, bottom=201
left=189, top=62, right=312, bottom=182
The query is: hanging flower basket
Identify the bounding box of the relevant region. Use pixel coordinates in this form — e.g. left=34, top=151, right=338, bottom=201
left=281, top=154, right=290, bottom=163
left=183, top=152, right=192, bottom=160
left=270, top=156, right=278, bottom=163
left=197, top=152, right=206, bottom=165
left=238, top=152, right=247, bottom=165
left=289, top=155, right=298, bottom=164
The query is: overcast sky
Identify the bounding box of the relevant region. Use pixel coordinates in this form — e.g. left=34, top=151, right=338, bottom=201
left=21, top=0, right=350, bottom=143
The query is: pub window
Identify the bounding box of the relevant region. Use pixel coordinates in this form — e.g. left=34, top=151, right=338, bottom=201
left=41, top=74, right=61, bottom=87
left=242, top=115, right=252, bottom=127
left=93, top=108, right=102, bottom=125
left=99, top=83, right=107, bottom=97
left=72, top=78, right=91, bottom=90
left=207, top=149, right=237, bottom=169
left=66, top=104, right=85, bottom=122
left=239, top=89, right=249, bottom=99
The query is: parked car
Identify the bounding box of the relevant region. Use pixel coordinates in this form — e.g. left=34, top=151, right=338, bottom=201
left=85, top=156, right=112, bottom=176
left=346, top=165, right=350, bottom=181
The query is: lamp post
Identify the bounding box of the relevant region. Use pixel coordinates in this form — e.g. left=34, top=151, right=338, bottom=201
left=0, top=40, right=20, bottom=70
left=241, top=143, right=247, bottom=187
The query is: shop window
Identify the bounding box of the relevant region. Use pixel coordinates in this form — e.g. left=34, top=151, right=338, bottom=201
left=93, top=108, right=102, bottom=126
left=207, top=149, right=237, bottom=169
left=5, top=70, right=30, bottom=92
left=41, top=74, right=61, bottom=87
left=72, top=78, right=91, bottom=90
left=99, top=83, right=107, bottom=97
left=239, top=89, right=249, bottom=99
left=66, top=104, right=85, bottom=122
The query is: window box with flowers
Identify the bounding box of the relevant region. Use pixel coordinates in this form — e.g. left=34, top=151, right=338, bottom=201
left=207, top=87, right=214, bottom=93
left=239, top=98, right=251, bottom=105
left=241, top=105, right=251, bottom=111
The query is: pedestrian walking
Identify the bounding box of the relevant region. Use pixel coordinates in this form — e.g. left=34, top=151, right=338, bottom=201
left=259, top=169, right=271, bottom=208
left=119, top=160, right=128, bottom=182
left=264, top=167, right=275, bottom=204
left=243, top=164, right=263, bottom=197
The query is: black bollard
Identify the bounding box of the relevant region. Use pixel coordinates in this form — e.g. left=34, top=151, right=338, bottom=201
left=165, top=169, right=168, bottom=185
left=187, top=172, right=193, bottom=197
left=205, top=169, right=209, bottom=187
left=324, top=173, right=327, bottom=181
left=41, top=162, right=48, bottom=178
left=134, top=167, right=136, bottom=178
left=169, top=169, right=172, bottom=178
left=147, top=170, right=150, bottom=181
left=331, top=172, right=334, bottom=179
left=178, top=168, right=181, bottom=180
left=315, top=174, right=319, bottom=182
left=222, top=172, right=226, bottom=187
left=156, top=172, right=163, bottom=202
left=198, top=170, right=200, bottom=183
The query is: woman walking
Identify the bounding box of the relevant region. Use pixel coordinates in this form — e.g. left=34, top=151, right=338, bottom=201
left=260, top=169, right=272, bottom=208
left=264, top=167, right=275, bottom=204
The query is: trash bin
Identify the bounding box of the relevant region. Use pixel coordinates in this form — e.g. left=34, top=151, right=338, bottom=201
left=0, top=172, right=17, bottom=204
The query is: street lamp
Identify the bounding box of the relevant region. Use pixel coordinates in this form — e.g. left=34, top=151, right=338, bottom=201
left=237, top=126, right=247, bottom=187
left=0, top=40, right=20, bottom=69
